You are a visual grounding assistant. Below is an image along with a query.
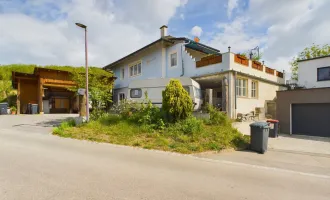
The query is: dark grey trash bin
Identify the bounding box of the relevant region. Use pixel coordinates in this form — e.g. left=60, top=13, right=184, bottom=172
left=250, top=122, right=269, bottom=154
left=31, top=104, right=38, bottom=114
left=0, top=103, right=8, bottom=115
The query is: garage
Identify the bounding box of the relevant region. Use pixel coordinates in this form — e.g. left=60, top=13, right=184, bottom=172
left=12, top=68, right=79, bottom=114
left=292, top=103, right=330, bottom=137
left=277, top=88, right=330, bottom=137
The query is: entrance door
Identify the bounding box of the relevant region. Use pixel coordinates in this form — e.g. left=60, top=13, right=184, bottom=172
left=119, top=93, right=125, bottom=101
left=292, top=103, right=330, bottom=137
left=43, top=100, right=50, bottom=114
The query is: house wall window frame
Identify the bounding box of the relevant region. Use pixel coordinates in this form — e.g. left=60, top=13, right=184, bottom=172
left=130, top=88, right=142, bottom=98
left=129, top=60, right=142, bottom=77
left=251, top=80, right=258, bottom=98
left=120, top=67, right=125, bottom=80
left=317, top=66, right=330, bottom=81
left=236, top=78, right=248, bottom=97
left=169, top=52, right=178, bottom=67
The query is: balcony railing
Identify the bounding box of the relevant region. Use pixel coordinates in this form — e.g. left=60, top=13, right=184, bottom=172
left=276, top=71, right=284, bottom=78
left=252, top=61, right=263, bottom=71
left=265, top=67, right=275, bottom=75
left=196, top=54, right=222, bottom=68
left=234, top=54, right=249, bottom=66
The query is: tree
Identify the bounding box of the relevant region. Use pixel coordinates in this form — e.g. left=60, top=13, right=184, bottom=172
left=290, top=44, right=330, bottom=80
left=70, top=67, right=114, bottom=110
left=162, top=79, right=193, bottom=122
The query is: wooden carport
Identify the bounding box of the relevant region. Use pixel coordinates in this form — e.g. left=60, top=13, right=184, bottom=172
left=12, top=68, right=77, bottom=114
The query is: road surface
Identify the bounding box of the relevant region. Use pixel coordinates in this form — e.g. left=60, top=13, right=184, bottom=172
left=0, top=115, right=329, bottom=200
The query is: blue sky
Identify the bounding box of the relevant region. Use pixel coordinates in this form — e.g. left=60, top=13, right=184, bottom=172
left=0, top=0, right=329, bottom=73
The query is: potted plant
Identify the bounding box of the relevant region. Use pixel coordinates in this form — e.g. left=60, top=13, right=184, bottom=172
left=10, top=106, right=17, bottom=115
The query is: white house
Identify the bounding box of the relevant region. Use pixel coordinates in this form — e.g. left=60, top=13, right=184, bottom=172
left=298, top=55, right=330, bottom=88
left=104, top=25, right=286, bottom=119
left=277, top=55, right=330, bottom=137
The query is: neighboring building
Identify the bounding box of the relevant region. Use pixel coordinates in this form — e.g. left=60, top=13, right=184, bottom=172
left=277, top=55, right=330, bottom=137
left=12, top=68, right=78, bottom=114
left=104, top=25, right=286, bottom=119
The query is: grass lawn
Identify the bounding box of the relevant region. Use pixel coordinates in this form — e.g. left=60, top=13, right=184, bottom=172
left=53, top=114, right=249, bottom=154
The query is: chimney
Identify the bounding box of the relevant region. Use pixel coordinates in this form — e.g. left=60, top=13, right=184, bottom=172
left=194, top=37, right=200, bottom=43
left=160, top=25, right=168, bottom=38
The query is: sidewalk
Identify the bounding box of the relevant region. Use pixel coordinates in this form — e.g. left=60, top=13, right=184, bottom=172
left=195, top=150, right=330, bottom=177
left=233, top=121, right=330, bottom=155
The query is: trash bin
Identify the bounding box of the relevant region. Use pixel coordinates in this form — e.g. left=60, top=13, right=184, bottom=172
left=249, top=122, right=270, bottom=154
left=31, top=104, right=38, bottom=114
left=0, top=103, right=8, bottom=115
left=267, top=119, right=279, bottom=138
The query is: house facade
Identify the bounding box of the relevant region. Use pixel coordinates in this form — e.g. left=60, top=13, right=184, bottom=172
left=104, top=25, right=286, bottom=119
left=277, top=55, right=330, bottom=137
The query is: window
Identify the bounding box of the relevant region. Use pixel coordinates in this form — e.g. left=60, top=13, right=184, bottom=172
left=119, top=93, right=125, bottom=101
left=130, top=89, right=142, bottom=98
left=120, top=68, right=125, bottom=80
left=129, top=61, right=142, bottom=77
left=193, top=86, right=202, bottom=99
left=317, top=67, right=330, bottom=81
left=236, top=78, right=247, bottom=97
left=251, top=81, right=258, bottom=98
left=170, top=52, right=177, bottom=67
left=183, top=86, right=190, bottom=95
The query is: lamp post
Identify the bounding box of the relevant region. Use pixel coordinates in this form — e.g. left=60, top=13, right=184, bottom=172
left=75, top=22, right=89, bottom=122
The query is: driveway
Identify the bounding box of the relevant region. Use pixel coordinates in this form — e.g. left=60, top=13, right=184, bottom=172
left=233, top=121, right=330, bottom=155
left=0, top=114, right=78, bottom=134
left=0, top=115, right=329, bottom=199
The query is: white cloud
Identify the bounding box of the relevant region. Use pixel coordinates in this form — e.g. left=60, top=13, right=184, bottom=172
left=209, top=18, right=266, bottom=54
left=0, top=0, right=186, bottom=67
left=209, top=0, right=330, bottom=74
left=190, top=26, right=203, bottom=37
left=227, top=0, right=238, bottom=19
left=180, top=13, right=185, bottom=20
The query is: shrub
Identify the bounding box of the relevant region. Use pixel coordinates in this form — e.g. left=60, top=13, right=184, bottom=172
left=168, top=116, right=202, bottom=136
left=131, top=92, right=165, bottom=130
left=162, top=79, right=193, bottom=122
left=90, top=109, right=109, bottom=121
left=206, top=104, right=230, bottom=126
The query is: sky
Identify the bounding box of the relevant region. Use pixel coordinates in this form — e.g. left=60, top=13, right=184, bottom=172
left=0, top=0, right=329, bottom=73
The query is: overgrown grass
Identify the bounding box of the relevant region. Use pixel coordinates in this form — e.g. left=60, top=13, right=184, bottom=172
left=53, top=114, right=249, bottom=154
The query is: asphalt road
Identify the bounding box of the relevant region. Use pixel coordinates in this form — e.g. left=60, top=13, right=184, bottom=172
left=0, top=115, right=329, bottom=200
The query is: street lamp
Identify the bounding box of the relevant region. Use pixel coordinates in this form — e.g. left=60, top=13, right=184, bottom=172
left=75, top=22, right=89, bottom=122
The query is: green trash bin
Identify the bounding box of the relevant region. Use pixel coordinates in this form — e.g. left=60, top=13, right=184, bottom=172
left=250, top=122, right=270, bottom=154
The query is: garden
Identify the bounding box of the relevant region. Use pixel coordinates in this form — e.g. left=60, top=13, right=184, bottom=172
left=53, top=79, right=249, bottom=154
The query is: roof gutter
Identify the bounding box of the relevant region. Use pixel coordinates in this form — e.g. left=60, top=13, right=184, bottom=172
left=181, top=39, right=191, bottom=77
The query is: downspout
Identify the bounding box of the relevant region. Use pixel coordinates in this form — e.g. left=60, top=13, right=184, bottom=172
left=234, top=71, right=237, bottom=118
left=180, top=40, right=191, bottom=77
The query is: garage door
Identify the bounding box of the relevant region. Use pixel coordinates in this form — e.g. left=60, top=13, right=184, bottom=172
left=292, top=103, right=330, bottom=137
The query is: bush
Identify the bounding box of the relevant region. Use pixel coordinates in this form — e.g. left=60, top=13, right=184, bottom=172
left=162, top=79, right=193, bottom=122
left=168, top=116, right=202, bottom=136
left=110, top=92, right=165, bottom=130
left=206, top=104, right=230, bottom=126
left=90, top=109, right=108, bottom=121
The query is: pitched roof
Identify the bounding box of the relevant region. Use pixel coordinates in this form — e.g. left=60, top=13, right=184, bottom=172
left=103, top=36, right=220, bottom=70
